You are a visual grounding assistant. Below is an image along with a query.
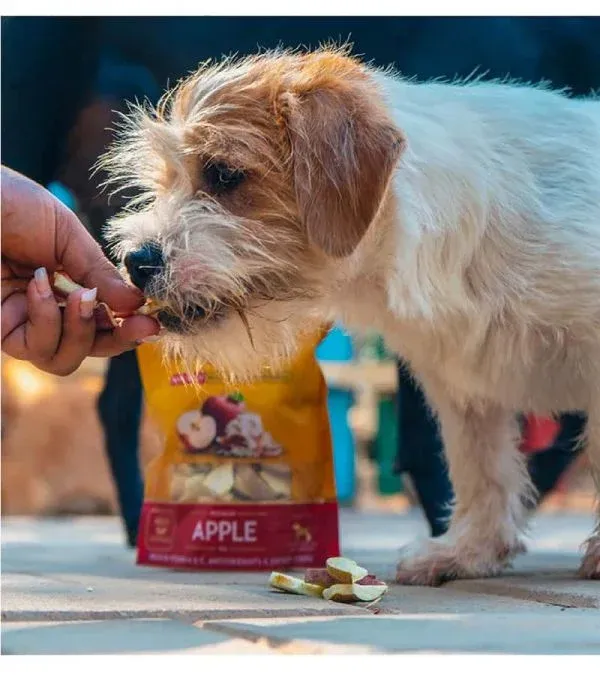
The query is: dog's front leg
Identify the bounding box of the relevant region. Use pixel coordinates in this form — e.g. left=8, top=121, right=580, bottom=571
left=396, top=386, right=531, bottom=586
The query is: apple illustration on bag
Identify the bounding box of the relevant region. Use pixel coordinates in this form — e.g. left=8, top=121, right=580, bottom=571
left=201, top=393, right=246, bottom=436
left=176, top=410, right=217, bottom=453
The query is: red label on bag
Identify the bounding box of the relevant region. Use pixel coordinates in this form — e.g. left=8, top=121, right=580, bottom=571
left=137, top=501, right=340, bottom=570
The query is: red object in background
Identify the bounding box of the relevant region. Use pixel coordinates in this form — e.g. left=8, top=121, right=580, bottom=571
left=520, top=414, right=561, bottom=454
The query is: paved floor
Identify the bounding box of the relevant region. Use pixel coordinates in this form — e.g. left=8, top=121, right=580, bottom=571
left=2, top=510, right=599, bottom=654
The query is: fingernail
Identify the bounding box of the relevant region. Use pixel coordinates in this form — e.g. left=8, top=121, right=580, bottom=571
left=34, top=267, right=53, bottom=298
left=79, top=288, right=97, bottom=319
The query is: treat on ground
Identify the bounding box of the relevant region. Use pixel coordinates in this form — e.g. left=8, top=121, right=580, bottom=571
left=304, top=568, right=337, bottom=589
left=268, top=572, right=323, bottom=597
left=322, top=583, right=388, bottom=603
left=326, top=556, right=368, bottom=584
left=270, top=559, right=388, bottom=603
left=355, top=574, right=387, bottom=586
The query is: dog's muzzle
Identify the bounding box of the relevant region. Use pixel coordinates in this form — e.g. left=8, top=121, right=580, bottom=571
left=124, top=241, right=228, bottom=334
left=156, top=304, right=222, bottom=333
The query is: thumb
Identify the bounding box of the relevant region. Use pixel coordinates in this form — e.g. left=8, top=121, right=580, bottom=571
left=54, top=199, right=144, bottom=313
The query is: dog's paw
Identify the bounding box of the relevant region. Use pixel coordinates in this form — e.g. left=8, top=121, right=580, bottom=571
left=395, top=537, right=523, bottom=586
left=578, top=535, right=600, bottom=580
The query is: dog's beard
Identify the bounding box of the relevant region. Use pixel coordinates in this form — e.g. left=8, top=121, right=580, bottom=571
left=160, top=295, right=323, bottom=383
left=152, top=270, right=322, bottom=381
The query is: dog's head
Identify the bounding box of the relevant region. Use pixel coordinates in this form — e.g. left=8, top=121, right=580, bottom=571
left=103, top=48, right=404, bottom=376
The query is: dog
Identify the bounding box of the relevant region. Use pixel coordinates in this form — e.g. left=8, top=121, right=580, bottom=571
left=104, top=48, right=600, bottom=584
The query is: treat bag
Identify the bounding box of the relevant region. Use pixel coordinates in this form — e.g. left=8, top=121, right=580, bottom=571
left=135, top=333, right=340, bottom=570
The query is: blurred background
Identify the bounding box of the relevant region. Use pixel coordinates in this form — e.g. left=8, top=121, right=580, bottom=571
left=2, top=17, right=598, bottom=538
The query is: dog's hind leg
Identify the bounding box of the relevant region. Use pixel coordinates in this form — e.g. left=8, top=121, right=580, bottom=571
left=396, top=385, right=531, bottom=586
left=578, top=409, right=600, bottom=579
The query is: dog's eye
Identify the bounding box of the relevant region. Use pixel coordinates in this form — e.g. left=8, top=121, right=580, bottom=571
left=203, top=161, right=246, bottom=194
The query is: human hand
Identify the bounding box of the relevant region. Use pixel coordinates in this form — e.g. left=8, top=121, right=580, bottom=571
left=1, top=166, right=160, bottom=375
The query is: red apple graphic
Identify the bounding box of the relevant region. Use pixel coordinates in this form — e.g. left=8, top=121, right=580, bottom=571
left=176, top=411, right=217, bottom=452
left=201, top=393, right=245, bottom=435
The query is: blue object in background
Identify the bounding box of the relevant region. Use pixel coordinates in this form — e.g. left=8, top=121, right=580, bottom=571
left=317, top=326, right=356, bottom=503
left=47, top=181, right=78, bottom=211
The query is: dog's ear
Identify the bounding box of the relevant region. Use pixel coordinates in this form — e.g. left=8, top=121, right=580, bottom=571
left=279, top=57, right=405, bottom=257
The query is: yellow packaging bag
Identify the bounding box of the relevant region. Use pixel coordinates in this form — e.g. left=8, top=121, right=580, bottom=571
left=136, top=333, right=340, bottom=570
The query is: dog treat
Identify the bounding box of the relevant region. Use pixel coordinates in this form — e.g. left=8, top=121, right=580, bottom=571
left=169, top=462, right=292, bottom=503
left=232, top=464, right=281, bottom=501
left=257, top=463, right=292, bottom=496
left=304, top=568, right=337, bottom=589
left=52, top=271, right=162, bottom=328
left=179, top=473, right=218, bottom=501
left=136, top=330, right=340, bottom=570
left=326, top=557, right=368, bottom=584
left=268, top=572, right=323, bottom=598
left=53, top=271, right=121, bottom=328
left=355, top=574, right=387, bottom=586
left=270, top=562, right=388, bottom=603
left=322, top=583, right=388, bottom=603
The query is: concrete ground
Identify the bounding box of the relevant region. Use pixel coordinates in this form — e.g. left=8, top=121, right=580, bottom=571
left=2, top=509, right=599, bottom=654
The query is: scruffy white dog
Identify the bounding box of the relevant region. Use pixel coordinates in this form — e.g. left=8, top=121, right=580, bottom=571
left=104, top=48, right=600, bottom=584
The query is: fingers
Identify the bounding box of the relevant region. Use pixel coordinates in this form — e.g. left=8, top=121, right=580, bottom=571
left=1, top=268, right=62, bottom=363
left=24, top=268, right=98, bottom=376
left=53, top=199, right=144, bottom=314
left=24, top=267, right=63, bottom=361
left=2, top=265, right=161, bottom=374
left=32, top=285, right=98, bottom=376
left=90, top=315, right=161, bottom=358
left=2, top=168, right=142, bottom=315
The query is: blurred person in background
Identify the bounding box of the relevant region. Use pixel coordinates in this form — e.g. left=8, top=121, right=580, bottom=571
left=2, top=16, right=598, bottom=542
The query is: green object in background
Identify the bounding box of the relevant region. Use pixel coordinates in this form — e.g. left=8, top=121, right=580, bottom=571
left=375, top=394, right=403, bottom=495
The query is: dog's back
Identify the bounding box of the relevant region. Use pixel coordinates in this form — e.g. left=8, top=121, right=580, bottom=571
left=370, top=76, right=600, bottom=412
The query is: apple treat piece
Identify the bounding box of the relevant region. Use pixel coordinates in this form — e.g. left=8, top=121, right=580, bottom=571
left=201, top=393, right=246, bottom=436
left=186, top=463, right=213, bottom=476
left=176, top=410, right=217, bottom=452
left=355, top=575, right=387, bottom=586
left=179, top=474, right=217, bottom=502
left=214, top=433, right=252, bottom=457
left=171, top=463, right=212, bottom=478
left=201, top=463, right=235, bottom=497
left=257, top=431, right=284, bottom=457
left=323, top=583, right=388, bottom=603
left=226, top=411, right=263, bottom=439
left=232, top=464, right=281, bottom=501
left=268, top=572, right=323, bottom=598
left=304, top=568, right=337, bottom=589
left=218, top=412, right=281, bottom=458
left=326, top=557, right=368, bottom=584
left=257, top=463, right=291, bottom=497
left=170, top=472, right=187, bottom=501
left=52, top=271, right=163, bottom=329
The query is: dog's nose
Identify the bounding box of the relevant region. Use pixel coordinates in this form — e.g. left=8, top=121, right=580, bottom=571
left=124, top=242, right=165, bottom=291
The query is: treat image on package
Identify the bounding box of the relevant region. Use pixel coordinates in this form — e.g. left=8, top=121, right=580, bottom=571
left=176, top=400, right=284, bottom=458
left=136, top=331, right=340, bottom=571
left=170, top=462, right=292, bottom=503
